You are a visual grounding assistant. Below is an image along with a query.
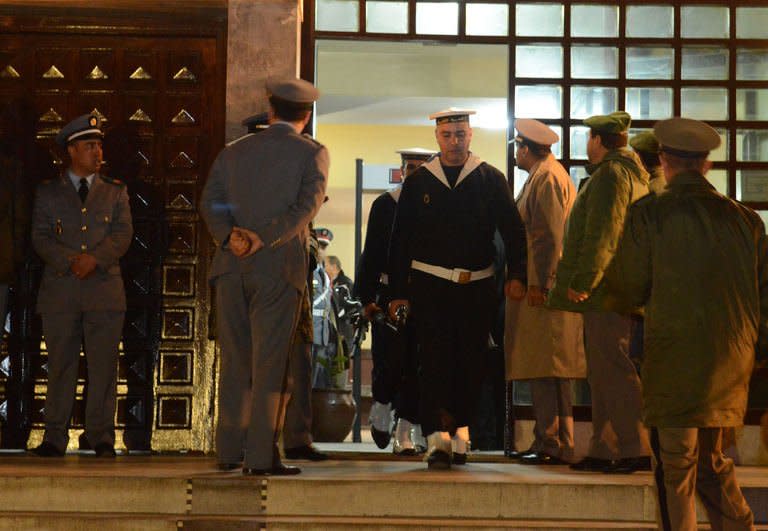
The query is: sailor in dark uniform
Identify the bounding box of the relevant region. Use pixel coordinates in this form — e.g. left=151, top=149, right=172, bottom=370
left=389, top=109, right=527, bottom=469
left=356, top=147, right=434, bottom=455
left=30, top=113, right=133, bottom=458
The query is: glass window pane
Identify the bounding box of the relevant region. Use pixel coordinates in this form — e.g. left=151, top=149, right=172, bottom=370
left=737, top=49, right=768, bottom=81
left=571, top=46, right=618, bottom=79
left=516, top=45, right=563, bottom=78
left=681, top=6, right=729, bottom=38
left=737, top=171, right=768, bottom=203
left=711, top=129, right=728, bottom=163
left=467, top=4, right=508, bottom=36
left=570, top=126, right=590, bottom=159
left=737, top=89, right=768, bottom=121
left=707, top=169, right=728, bottom=196
left=316, top=0, right=359, bottom=31
left=627, top=47, right=674, bottom=80
left=569, top=166, right=588, bottom=189
left=514, top=85, right=562, bottom=119
left=571, top=4, right=618, bottom=37
left=570, top=87, right=618, bottom=119
left=681, top=88, right=728, bottom=121
left=626, top=87, right=673, bottom=120
left=416, top=2, right=459, bottom=35
left=516, top=3, right=563, bottom=37
left=737, top=130, right=768, bottom=162
left=366, top=1, right=408, bottom=34
left=737, top=8, right=768, bottom=39
left=681, top=47, right=729, bottom=80
left=627, top=5, right=673, bottom=38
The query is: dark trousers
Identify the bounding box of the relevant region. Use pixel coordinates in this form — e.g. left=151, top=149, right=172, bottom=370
left=410, top=271, right=495, bottom=436
left=42, top=310, right=124, bottom=451
left=370, top=316, right=420, bottom=423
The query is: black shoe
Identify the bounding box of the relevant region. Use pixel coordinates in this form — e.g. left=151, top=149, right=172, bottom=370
left=370, top=426, right=391, bottom=449
left=505, top=449, right=525, bottom=459
left=426, top=450, right=451, bottom=470
left=243, top=464, right=301, bottom=476
left=284, top=444, right=328, bottom=461
left=393, top=447, right=417, bottom=457
left=78, top=433, right=91, bottom=451
left=217, top=462, right=242, bottom=471
left=29, top=441, right=65, bottom=457
left=519, top=452, right=567, bottom=465
left=603, top=456, right=652, bottom=474
left=93, top=442, right=117, bottom=458
left=452, top=452, right=467, bottom=465
left=569, top=456, right=612, bottom=472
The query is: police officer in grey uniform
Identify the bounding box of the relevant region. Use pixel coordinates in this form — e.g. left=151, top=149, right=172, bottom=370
left=30, top=113, right=133, bottom=457
left=201, top=78, right=328, bottom=476
left=311, top=227, right=336, bottom=388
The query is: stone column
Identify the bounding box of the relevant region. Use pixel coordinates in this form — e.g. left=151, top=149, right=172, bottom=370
left=226, top=0, right=301, bottom=141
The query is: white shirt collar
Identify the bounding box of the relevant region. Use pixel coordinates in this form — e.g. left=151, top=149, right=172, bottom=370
left=68, top=171, right=94, bottom=190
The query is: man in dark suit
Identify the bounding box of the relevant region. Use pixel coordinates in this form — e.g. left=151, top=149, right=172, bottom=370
left=200, top=78, right=328, bottom=476
left=30, top=113, right=133, bottom=458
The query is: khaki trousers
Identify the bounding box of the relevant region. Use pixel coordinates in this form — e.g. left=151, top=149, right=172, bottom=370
left=528, top=377, right=575, bottom=460
left=652, top=427, right=754, bottom=531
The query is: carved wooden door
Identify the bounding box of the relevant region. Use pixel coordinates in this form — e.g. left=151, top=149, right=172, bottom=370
left=0, top=11, right=225, bottom=452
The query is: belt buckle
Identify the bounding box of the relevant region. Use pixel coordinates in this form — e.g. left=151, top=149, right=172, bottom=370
left=457, top=271, right=471, bottom=284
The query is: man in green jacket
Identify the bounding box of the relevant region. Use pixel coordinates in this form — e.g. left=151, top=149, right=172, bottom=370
left=607, top=117, right=763, bottom=531
left=548, top=111, right=651, bottom=473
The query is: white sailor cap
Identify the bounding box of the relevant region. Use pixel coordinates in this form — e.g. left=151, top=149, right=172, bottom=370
left=428, top=108, right=476, bottom=125
left=513, top=118, right=559, bottom=146
left=56, top=113, right=104, bottom=148
left=395, top=147, right=437, bottom=162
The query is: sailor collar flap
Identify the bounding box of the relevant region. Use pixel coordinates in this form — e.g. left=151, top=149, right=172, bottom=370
left=422, top=153, right=484, bottom=189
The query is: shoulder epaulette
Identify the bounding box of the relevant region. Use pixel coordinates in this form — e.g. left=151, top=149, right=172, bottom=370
left=302, top=133, right=324, bottom=148
left=99, top=174, right=125, bottom=186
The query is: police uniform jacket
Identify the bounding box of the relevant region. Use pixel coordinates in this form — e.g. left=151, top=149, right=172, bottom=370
left=547, top=148, right=649, bottom=313
left=389, top=154, right=526, bottom=299
left=200, top=122, right=329, bottom=292
left=606, top=171, right=768, bottom=428
left=31, top=173, right=132, bottom=313
left=505, top=154, right=585, bottom=380
left=355, top=189, right=398, bottom=306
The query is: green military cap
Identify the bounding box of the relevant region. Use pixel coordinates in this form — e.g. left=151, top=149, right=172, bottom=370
left=584, top=111, right=632, bottom=135
left=241, top=112, right=269, bottom=134
left=629, top=131, right=660, bottom=154
left=56, top=113, right=103, bottom=148
left=266, top=78, right=320, bottom=105
left=653, top=117, right=721, bottom=158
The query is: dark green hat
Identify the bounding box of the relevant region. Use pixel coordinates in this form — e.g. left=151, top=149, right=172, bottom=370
left=241, top=112, right=269, bottom=134
left=266, top=78, right=319, bottom=104
left=654, top=117, right=721, bottom=158
left=584, top=111, right=631, bottom=135
left=629, top=131, right=659, bottom=154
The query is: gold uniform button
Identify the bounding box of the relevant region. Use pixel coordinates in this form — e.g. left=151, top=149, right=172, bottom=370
left=81, top=207, right=87, bottom=213
left=81, top=225, right=87, bottom=231
left=81, top=244, right=87, bottom=251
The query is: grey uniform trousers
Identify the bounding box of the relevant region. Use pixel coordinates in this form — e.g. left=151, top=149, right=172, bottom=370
left=215, top=271, right=301, bottom=469
left=528, top=377, right=575, bottom=460
left=42, top=311, right=124, bottom=452
left=652, top=427, right=754, bottom=531
left=583, top=311, right=649, bottom=460
left=283, top=337, right=313, bottom=449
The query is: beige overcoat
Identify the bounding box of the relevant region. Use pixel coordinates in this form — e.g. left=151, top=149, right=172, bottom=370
left=505, top=154, right=585, bottom=380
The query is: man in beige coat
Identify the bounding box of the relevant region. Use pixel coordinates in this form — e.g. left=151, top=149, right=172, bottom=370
left=505, top=119, right=585, bottom=464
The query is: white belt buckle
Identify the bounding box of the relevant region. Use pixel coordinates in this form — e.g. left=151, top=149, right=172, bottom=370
left=452, top=268, right=471, bottom=284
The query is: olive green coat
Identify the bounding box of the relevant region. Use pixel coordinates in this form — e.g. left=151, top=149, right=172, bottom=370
left=548, top=149, right=649, bottom=312
left=606, top=171, right=768, bottom=428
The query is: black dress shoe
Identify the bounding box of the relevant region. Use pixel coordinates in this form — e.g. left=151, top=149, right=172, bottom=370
left=519, top=452, right=567, bottom=465
left=217, top=462, right=241, bottom=471
left=393, top=447, right=417, bottom=457
left=426, top=450, right=451, bottom=470
left=93, top=442, right=117, bottom=458
left=29, top=441, right=65, bottom=457
left=284, top=444, right=329, bottom=461
left=505, top=449, right=524, bottom=459
left=569, top=456, right=612, bottom=472
left=603, top=456, right=652, bottom=474
left=370, top=426, right=391, bottom=449
left=452, top=453, right=467, bottom=465
left=243, top=464, right=301, bottom=476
